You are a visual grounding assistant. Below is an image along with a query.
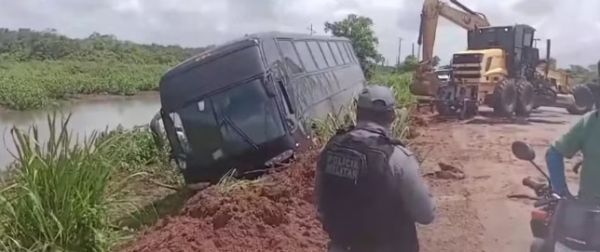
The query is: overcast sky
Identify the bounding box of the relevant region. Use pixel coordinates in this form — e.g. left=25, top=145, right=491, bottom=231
left=1, top=0, right=599, bottom=67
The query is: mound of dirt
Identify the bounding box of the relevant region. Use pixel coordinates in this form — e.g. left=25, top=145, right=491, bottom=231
left=123, top=152, right=328, bottom=252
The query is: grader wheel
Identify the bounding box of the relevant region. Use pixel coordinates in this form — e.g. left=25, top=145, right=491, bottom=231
left=567, top=84, right=595, bottom=115
left=515, top=80, right=534, bottom=117
left=493, top=79, right=518, bottom=117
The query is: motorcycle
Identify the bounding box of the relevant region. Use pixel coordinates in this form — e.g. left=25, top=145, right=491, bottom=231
left=511, top=141, right=598, bottom=252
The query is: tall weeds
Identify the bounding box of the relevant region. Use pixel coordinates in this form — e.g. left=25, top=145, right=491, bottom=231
left=369, top=71, right=415, bottom=106
left=0, top=113, right=119, bottom=251
left=312, top=105, right=412, bottom=143
left=311, top=71, right=415, bottom=143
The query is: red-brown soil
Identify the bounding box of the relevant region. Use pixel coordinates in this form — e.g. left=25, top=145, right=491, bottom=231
left=123, top=152, right=329, bottom=252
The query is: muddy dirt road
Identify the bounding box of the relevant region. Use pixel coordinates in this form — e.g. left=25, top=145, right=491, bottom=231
left=413, top=107, right=583, bottom=252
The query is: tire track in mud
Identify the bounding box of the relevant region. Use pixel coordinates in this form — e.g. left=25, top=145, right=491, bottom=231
left=413, top=108, right=581, bottom=252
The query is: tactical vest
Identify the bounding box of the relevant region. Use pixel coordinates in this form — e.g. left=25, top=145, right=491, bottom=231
left=316, top=126, right=418, bottom=251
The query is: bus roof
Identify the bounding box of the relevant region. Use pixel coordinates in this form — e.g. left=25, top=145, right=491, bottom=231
left=248, top=31, right=351, bottom=42
left=162, top=31, right=350, bottom=82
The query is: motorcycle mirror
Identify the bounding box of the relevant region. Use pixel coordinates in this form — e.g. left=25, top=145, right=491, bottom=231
left=511, top=141, right=536, bottom=161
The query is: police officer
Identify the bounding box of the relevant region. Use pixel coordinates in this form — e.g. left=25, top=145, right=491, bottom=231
left=315, top=85, right=436, bottom=252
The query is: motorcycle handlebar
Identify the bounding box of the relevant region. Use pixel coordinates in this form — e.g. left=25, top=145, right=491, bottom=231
left=534, top=198, right=551, bottom=208
left=522, top=177, right=545, bottom=191
left=533, top=193, right=562, bottom=208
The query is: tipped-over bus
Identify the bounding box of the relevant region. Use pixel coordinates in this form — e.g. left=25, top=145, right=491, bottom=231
left=151, top=31, right=366, bottom=184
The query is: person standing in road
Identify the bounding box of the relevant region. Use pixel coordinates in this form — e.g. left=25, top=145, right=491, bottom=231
left=315, top=85, right=436, bottom=252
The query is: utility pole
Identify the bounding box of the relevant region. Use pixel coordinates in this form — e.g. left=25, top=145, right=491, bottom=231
left=397, top=37, right=403, bottom=66
left=411, top=43, right=415, bottom=57
left=307, top=24, right=316, bottom=35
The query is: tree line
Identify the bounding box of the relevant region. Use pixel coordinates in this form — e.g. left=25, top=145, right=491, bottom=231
left=565, top=63, right=599, bottom=84
left=0, top=28, right=212, bottom=64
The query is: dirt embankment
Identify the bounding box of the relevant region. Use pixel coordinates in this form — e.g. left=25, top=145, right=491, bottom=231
left=124, top=107, right=582, bottom=252
left=124, top=152, right=328, bottom=252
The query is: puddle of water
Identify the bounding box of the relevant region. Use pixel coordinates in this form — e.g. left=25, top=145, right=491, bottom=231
left=0, top=93, right=161, bottom=170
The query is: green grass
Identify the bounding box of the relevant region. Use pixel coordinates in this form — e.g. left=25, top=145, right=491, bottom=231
left=312, top=70, right=416, bottom=142
left=96, top=126, right=176, bottom=182
left=0, top=60, right=170, bottom=110
left=0, top=113, right=180, bottom=251
left=0, top=114, right=117, bottom=251
left=369, top=70, right=416, bottom=106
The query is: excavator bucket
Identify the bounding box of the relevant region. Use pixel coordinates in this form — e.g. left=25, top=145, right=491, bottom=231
left=410, top=62, right=441, bottom=97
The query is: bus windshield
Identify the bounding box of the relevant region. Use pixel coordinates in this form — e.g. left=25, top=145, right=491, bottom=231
left=160, top=45, right=265, bottom=112
left=175, top=78, right=285, bottom=167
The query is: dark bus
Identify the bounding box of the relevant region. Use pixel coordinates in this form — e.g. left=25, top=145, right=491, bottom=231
left=152, top=31, right=365, bottom=184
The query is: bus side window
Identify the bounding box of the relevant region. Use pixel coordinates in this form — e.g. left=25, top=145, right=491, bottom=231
left=294, top=41, right=318, bottom=72
left=277, top=39, right=304, bottom=74
left=334, top=42, right=350, bottom=64
left=307, top=41, right=327, bottom=69
left=261, top=38, right=281, bottom=67
left=319, top=41, right=336, bottom=67
left=341, top=42, right=351, bottom=63
left=344, top=42, right=358, bottom=63
left=328, top=41, right=343, bottom=65
left=278, top=80, right=294, bottom=114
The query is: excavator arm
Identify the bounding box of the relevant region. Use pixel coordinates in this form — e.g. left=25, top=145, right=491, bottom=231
left=418, top=0, right=490, bottom=62
left=411, top=0, right=490, bottom=97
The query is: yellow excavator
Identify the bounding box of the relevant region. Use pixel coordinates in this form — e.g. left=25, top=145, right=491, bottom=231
left=411, top=0, right=590, bottom=117
left=411, top=0, right=490, bottom=107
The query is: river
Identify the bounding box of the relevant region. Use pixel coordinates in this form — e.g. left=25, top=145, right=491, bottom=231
left=0, top=93, right=161, bottom=170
